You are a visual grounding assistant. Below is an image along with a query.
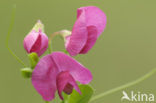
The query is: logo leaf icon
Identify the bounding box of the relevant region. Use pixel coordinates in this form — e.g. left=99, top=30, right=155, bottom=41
left=121, top=91, right=130, bottom=101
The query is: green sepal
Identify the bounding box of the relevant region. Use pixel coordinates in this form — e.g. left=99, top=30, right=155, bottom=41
left=62, top=85, right=94, bottom=103
left=28, top=52, right=39, bottom=69
left=32, top=20, right=44, bottom=32
left=21, top=68, right=32, bottom=78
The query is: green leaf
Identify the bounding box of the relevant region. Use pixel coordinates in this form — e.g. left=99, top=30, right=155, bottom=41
left=21, top=68, right=32, bottom=78
left=63, top=85, right=94, bottom=103
left=28, top=52, right=39, bottom=69
left=61, top=92, right=69, bottom=103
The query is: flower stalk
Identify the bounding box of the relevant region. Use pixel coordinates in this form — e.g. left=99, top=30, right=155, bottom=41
left=48, top=30, right=71, bottom=54
left=48, top=31, right=60, bottom=53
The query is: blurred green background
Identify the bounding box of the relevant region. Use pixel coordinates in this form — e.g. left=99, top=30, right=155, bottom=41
left=1, top=0, right=156, bottom=103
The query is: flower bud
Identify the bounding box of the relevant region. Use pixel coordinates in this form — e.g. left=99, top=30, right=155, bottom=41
left=23, top=20, right=48, bottom=56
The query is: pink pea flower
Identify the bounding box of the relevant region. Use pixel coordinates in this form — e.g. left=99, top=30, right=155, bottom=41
left=23, top=21, right=49, bottom=56
left=65, top=6, right=107, bottom=56
left=32, top=52, right=92, bottom=101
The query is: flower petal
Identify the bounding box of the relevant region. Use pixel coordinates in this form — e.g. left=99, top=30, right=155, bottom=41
left=23, top=30, right=39, bottom=53
left=52, top=52, right=92, bottom=84
left=78, top=6, right=107, bottom=37
left=30, top=34, right=41, bottom=53
left=80, top=26, right=98, bottom=54
left=37, top=30, right=49, bottom=56
left=56, top=71, right=80, bottom=100
left=65, top=10, right=88, bottom=56
left=31, top=54, right=59, bottom=101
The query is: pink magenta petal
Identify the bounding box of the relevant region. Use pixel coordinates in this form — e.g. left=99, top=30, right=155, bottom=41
left=37, top=30, right=49, bottom=56
left=30, top=34, right=41, bottom=53
left=23, top=30, right=39, bottom=52
left=56, top=71, right=80, bottom=100
left=80, top=26, right=98, bottom=54
left=65, top=6, right=107, bottom=56
left=31, top=54, right=59, bottom=101
left=78, top=6, right=107, bottom=37
left=52, top=52, right=93, bottom=84
left=65, top=10, right=88, bottom=56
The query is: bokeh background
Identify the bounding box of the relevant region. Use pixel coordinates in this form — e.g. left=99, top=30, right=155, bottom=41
left=1, top=0, right=156, bottom=103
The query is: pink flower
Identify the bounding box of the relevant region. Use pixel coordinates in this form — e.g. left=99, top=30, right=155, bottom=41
left=23, top=21, right=48, bottom=56
left=31, top=52, right=92, bottom=101
left=65, top=6, right=107, bottom=56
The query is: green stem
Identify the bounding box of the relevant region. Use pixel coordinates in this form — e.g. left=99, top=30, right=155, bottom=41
left=5, top=5, right=27, bottom=67
left=48, top=40, right=52, bottom=54
left=90, top=68, right=156, bottom=102
left=48, top=31, right=60, bottom=54
left=45, top=101, right=50, bottom=103
left=48, top=30, right=71, bottom=54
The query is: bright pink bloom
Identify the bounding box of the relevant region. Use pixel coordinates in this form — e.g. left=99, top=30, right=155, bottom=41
left=23, top=29, right=48, bottom=56
left=31, top=52, right=92, bottom=101
left=65, top=6, right=107, bottom=56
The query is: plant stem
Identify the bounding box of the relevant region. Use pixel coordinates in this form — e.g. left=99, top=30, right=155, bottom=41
left=48, top=40, right=52, bottom=54
left=48, top=31, right=60, bottom=54
left=90, top=68, right=156, bottom=102
left=48, top=30, right=71, bottom=54
left=5, top=5, right=27, bottom=67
